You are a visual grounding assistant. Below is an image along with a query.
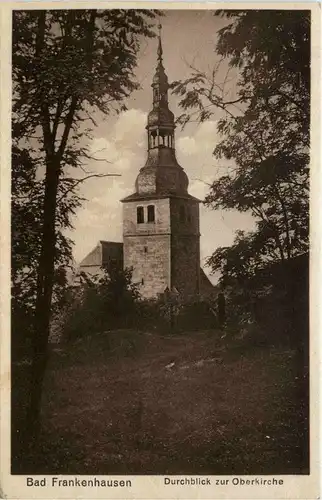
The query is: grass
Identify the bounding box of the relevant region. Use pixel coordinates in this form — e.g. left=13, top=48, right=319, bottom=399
left=12, top=328, right=309, bottom=475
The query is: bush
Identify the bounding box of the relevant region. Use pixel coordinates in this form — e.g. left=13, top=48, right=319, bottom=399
left=131, top=296, right=218, bottom=334
left=176, top=300, right=218, bottom=332
left=220, top=254, right=309, bottom=349
left=62, top=265, right=141, bottom=342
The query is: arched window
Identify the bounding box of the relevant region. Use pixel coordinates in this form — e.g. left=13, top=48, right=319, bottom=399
left=137, top=206, right=144, bottom=224
left=147, top=205, right=155, bottom=223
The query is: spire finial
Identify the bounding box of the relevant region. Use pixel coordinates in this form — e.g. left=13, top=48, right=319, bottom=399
left=157, top=23, right=163, bottom=62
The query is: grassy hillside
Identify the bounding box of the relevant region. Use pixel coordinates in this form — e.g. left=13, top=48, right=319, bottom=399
left=12, top=329, right=309, bottom=475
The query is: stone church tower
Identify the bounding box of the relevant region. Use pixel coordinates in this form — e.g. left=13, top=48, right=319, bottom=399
left=121, top=28, right=200, bottom=299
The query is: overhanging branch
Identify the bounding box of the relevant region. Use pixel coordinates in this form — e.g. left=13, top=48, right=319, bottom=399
left=58, top=173, right=121, bottom=202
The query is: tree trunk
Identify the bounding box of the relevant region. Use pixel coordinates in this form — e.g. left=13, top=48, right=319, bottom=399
left=25, top=158, right=60, bottom=438
left=22, top=8, right=97, bottom=442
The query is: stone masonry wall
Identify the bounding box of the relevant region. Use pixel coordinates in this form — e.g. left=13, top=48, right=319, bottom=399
left=123, top=196, right=201, bottom=299
left=123, top=235, right=171, bottom=298
left=171, top=234, right=200, bottom=299
left=123, top=198, right=171, bottom=298
left=123, top=198, right=171, bottom=236
left=170, top=198, right=200, bottom=299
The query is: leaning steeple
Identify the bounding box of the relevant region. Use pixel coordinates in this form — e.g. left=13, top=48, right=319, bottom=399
left=157, top=23, right=163, bottom=60
left=147, top=24, right=175, bottom=151
left=124, top=24, right=190, bottom=197
left=121, top=23, right=202, bottom=302
left=151, top=24, right=169, bottom=111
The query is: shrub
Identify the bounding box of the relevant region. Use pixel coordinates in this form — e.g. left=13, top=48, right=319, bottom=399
left=62, top=265, right=141, bottom=342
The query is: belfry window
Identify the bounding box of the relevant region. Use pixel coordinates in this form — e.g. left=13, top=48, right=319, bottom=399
left=147, top=205, right=155, bottom=223
left=137, top=206, right=144, bottom=224
left=150, top=131, right=157, bottom=148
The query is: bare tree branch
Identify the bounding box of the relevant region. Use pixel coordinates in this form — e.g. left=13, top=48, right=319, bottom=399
left=57, top=173, right=121, bottom=202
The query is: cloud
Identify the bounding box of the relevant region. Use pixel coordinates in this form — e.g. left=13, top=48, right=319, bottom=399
left=90, top=178, right=133, bottom=209
left=68, top=109, right=255, bottom=266
left=87, top=109, right=147, bottom=175
left=112, top=108, right=147, bottom=144
left=176, top=120, right=227, bottom=190
left=177, top=120, right=218, bottom=160
left=189, top=178, right=210, bottom=200
left=177, top=136, right=199, bottom=156
left=68, top=109, right=147, bottom=262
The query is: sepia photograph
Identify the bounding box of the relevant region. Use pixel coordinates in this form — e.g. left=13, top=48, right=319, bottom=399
left=7, top=4, right=314, bottom=484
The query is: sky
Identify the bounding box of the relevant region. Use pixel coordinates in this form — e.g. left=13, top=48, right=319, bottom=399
left=66, top=10, right=256, bottom=280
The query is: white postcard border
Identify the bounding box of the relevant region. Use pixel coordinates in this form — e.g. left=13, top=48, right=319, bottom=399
left=0, top=2, right=320, bottom=499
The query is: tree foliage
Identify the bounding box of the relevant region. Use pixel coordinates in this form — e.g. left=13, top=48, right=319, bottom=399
left=12, top=147, right=77, bottom=355
left=172, top=10, right=310, bottom=283
left=63, top=265, right=141, bottom=341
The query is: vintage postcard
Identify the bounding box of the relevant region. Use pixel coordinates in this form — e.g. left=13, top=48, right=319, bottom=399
left=0, top=1, right=320, bottom=499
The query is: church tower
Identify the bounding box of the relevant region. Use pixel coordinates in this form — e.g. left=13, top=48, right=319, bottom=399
left=121, top=26, right=201, bottom=299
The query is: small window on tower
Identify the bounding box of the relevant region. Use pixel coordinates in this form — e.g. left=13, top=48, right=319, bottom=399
left=147, top=205, right=155, bottom=223
left=137, top=206, right=144, bottom=224
left=144, top=246, right=148, bottom=253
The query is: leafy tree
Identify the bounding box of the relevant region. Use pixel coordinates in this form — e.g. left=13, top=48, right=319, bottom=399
left=12, top=8, right=157, bottom=436
left=98, top=265, right=141, bottom=321
left=172, top=10, right=310, bottom=283
left=63, top=265, right=141, bottom=341
left=11, top=146, right=77, bottom=359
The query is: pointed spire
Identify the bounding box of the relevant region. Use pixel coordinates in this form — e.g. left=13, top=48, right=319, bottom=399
left=151, top=22, right=169, bottom=108
left=157, top=23, right=163, bottom=63
left=131, top=22, right=190, bottom=198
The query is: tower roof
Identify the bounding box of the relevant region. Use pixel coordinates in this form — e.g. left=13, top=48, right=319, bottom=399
left=147, top=107, right=174, bottom=128
left=152, top=24, right=168, bottom=89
